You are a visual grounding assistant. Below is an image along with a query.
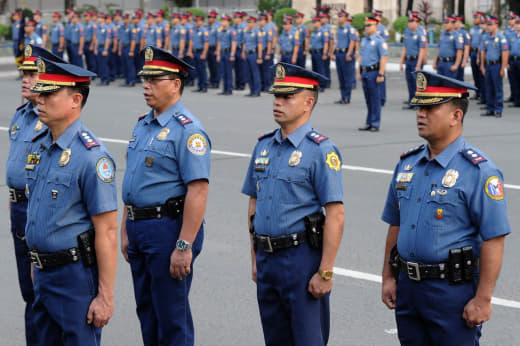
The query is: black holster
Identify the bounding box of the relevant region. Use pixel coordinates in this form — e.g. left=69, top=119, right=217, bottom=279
left=389, top=245, right=400, bottom=281
left=448, top=246, right=474, bottom=285
left=304, top=212, right=325, bottom=249
left=77, top=229, right=96, bottom=267
left=250, top=214, right=257, bottom=251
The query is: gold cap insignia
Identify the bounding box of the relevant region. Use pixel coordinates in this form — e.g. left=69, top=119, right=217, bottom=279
left=416, top=72, right=427, bottom=91
left=37, top=58, right=46, bottom=73
left=24, top=45, right=32, bottom=58
left=275, top=64, right=286, bottom=80
left=441, top=169, right=459, bottom=188
left=288, top=150, right=302, bottom=167
left=145, top=46, right=154, bottom=62
left=59, top=148, right=71, bottom=167
left=34, top=120, right=43, bottom=132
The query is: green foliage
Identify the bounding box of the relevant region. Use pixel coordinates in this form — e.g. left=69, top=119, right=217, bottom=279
left=185, top=8, right=206, bottom=18
left=77, top=5, right=98, bottom=16
left=352, top=13, right=371, bottom=36
left=161, top=4, right=170, bottom=18
left=393, top=16, right=409, bottom=34
left=0, top=23, right=9, bottom=38
left=258, top=0, right=291, bottom=13
left=274, top=8, right=296, bottom=32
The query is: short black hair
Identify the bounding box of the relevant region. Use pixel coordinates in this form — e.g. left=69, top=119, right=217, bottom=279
left=169, top=72, right=186, bottom=95
left=450, top=98, right=469, bottom=123
left=306, top=88, right=319, bottom=110
left=68, top=84, right=90, bottom=108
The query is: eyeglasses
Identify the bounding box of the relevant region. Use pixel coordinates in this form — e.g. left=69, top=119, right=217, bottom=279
left=140, top=76, right=176, bottom=84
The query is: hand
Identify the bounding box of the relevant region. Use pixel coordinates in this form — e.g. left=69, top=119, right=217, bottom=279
left=461, top=61, right=467, bottom=69
left=118, top=50, right=121, bottom=56
left=251, top=259, right=257, bottom=283
left=357, top=71, right=361, bottom=81
left=399, top=64, right=403, bottom=72
left=322, top=55, right=327, bottom=61
left=500, top=68, right=505, bottom=78
left=331, top=55, right=335, bottom=61
left=481, top=66, right=486, bottom=76
left=450, top=64, right=458, bottom=72
left=230, top=55, right=235, bottom=62
left=216, top=55, right=220, bottom=62
left=381, top=276, right=397, bottom=309
left=256, top=58, right=262, bottom=64
left=87, top=294, right=114, bottom=328
left=308, top=272, right=333, bottom=299
left=201, top=54, right=206, bottom=60
left=415, top=64, right=421, bottom=71
left=265, top=54, right=271, bottom=61
left=241, top=52, right=245, bottom=60
left=433, top=61, right=437, bottom=70
left=303, top=50, right=308, bottom=56
left=94, top=49, right=98, bottom=56
left=169, top=249, right=192, bottom=280
left=112, top=47, right=116, bottom=53
left=58, top=47, right=63, bottom=52
left=120, top=231, right=129, bottom=263
left=178, top=53, right=184, bottom=59
left=376, top=75, right=384, bottom=84
left=187, top=52, right=193, bottom=58
left=129, top=51, right=134, bottom=57
left=463, top=296, right=492, bottom=328
left=102, top=50, right=108, bottom=56
left=78, top=49, right=83, bottom=55
left=346, top=55, right=352, bottom=62
left=291, top=57, right=297, bottom=64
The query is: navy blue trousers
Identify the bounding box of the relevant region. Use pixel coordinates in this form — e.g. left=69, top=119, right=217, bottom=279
left=127, top=216, right=203, bottom=346
left=335, top=52, right=353, bottom=101
left=71, top=44, right=83, bottom=67
left=84, top=43, right=97, bottom=73
left=405, top=59, right=420, bottom=102
left=10, top=200, right=38, bottom=345
left=245, top=52, right=261, bottom=94
left=281, top=54, right=292, bottom=64
left=510, top=59, right=520, bottom=106
left=256, top=242, right=330, bottom=346
left=260, top=51, right=273, bottom=92
left=485, top=63, right=503, bottom=113
left=51, top=44, right=64, bottom=59
left=121, top=47, right=136, bottom=85
left=437, top=61, right=457, bottom=79
left=297, top=49, right=306, bottom=68
left=96, top=47, right=109, bottom=83
left=311, top=53, right=326, bottom=90
left=362, top=70, right=382, bottom=128
left=66, top=40, right=73, bottom=63
left=220, top=53, right=233, bottom=93
left=470, top=52, right=483, bottom=98
left=324, top=57, right=331, bottom=87
left=234, top=48, right=247, bottom=88
left=108, top=50, right=117, bottom=81
left=194, top=51, right=208, bottom=90
left=184, top=55, right=196, bottom=84
left=207, top=47, right=220, bottom=87
left=32, top=262, right=101, bottom=346
left=396, top=272, right=481, bottom=346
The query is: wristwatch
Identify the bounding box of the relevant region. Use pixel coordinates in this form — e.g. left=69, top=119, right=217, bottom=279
left=318, top=269, right=334, bottom=281
left=176, top=239, right=192, bottom=251
left=378, top=73, right=385, bottom=77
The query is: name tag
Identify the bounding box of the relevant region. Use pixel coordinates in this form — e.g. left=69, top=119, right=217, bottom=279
left=396, top=172, right=414, bottom=183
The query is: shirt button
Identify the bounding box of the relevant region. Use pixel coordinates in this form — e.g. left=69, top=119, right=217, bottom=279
left=425, top=172, right=429, bottom=176
left=266, top=216, right=270, bottom=220
left=268, top=196, right=272, bottom=200
left=277, top=151, right=281, bottom=157
left=411, top=224, right=416, bottom=229
left=138, top=149, right=143, bottom=152
left=417, top=198, right=421, bottom=202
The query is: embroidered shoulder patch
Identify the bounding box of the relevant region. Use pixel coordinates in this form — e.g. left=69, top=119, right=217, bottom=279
left=187, top=133, right=207, bottom=155
left=400, top=145, right=425, bottom=159
left=325, top=152, right=341, bottom=171
left=307, top=131, right=328, bottom=144
left=96, top=157, right=115, bottom=182
left=461, top=149, right=487, bottom=165
left=174, top=113, right=193, bottom=126
left=485, top=176, right=504, bottom=200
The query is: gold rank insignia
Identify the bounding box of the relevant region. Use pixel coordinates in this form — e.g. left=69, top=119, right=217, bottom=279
left=416, top=72, right=427, bottom=91
left=325, top=152, right=341, bottom=171
left=157, top=127, right=170, bottom=140
left=34, top=120, right=43, bottom=132
left=59, top=148, right=71, bottom=167
left=145, top=46, right=154, bottom=62
left=37, top=58, right=46, bottom=73
left=289, top=150, right=302, bottom=167
left=261, top=150, right=268, bottom=157
left=404, top=164, right=413, bottom=171
left=442, top=169, right=459, bottom=188
left=24, top=45, right=32, bottom=58
left=275, top=64, right=286, bottom=80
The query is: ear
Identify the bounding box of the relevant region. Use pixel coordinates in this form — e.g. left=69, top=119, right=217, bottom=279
left=171, top=78, right=182, bottom=93
left=303, top=94, right=315, bottom=112
left=71, top=91, right=83, bottom=110
left=450, top=108, right=464, bottom=126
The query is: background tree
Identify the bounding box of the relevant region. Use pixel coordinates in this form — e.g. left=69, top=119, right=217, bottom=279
left=418, top=0, right=433, bottom=26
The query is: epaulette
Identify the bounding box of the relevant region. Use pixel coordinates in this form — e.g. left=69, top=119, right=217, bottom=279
left=31, top=128, right=48, bottom=142
left=461, top=148, right=487, bottom=166
left=79, top=131, right=100, bottom=149
left=306, top=131, right=328, bottom=144
left=258, top=130, right=277, bottom=141
left=138, top=113, right=147, bottom=120
left=400, top=144, right=425, bottom=159
left=16, top=101, right=29, bottom=111
left=174, top=113, right=193, bottom=126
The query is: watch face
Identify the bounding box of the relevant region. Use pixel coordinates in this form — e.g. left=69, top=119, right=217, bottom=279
left=176, top=239, right=191, bottom=250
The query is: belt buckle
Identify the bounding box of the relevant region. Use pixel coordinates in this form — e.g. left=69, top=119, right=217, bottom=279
left=30, top=251, right=43, bottom=269
left=406, top=261, right=421, bottom=281
left=9, top=188, right=17, bottom=203
left=260, top=236, right=273, bottom=253
left=127, top=205, right=135, bottom=221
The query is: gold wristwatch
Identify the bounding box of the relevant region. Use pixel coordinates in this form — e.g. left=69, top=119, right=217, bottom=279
left=318, top=269, right=334, bottom=281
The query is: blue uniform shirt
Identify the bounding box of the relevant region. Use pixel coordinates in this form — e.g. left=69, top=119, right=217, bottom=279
left=403, top=27, right=427, bottom=57
left=217, top=27, right=236, bottom=50
left=12, top=20, right=21, bottom=40
left=242, top=122, right=344, bottom=237
left=208, top=22, right=221, bottom=46
left=170, top=24, right=185, bottom=48
left=479, top=32, right=489, bottom=51
left=382, top=137, right=511, bottom=263
left=6, top=103, right=47, bottom=190
left=71, top=23, right=84, bottom=44
left=97, top=24, right=110, bottom=46
left=50, top=22, right=64, bottom=45
left=457, top=28, right=471, bottom=47
left=360, top=33, right=387, bottom=66
left=122, top=100, right=211, bottom=207
left=297, top=24, right=308, bottom=48
left=377, top=24, right=389, bottom=42
left=185, top=21, right=195, bottom=43
left=25, top=33, right=43, bottom=47
left=119, top=24, right=136, bottom=46
left=84, top=21, right=97, bottom=42
left=310, top=27, right=327, bottom=50
left=504, top=27, right=515, bottom=43
left=244, top=27, right=260, bottom=51
left=35, top=21, right=47, bottom=38
left=25, top=119, right=118, bottom=252
left=438, top=30, right=463, bottom=58
left=145, top=24, right=158, bottom=46
left=482, top=32, right=509, bottom=61
left=65, top=21, right=73, bottom=41
left=258, top=25, right=273, bottom=50
left=279, top=28, right=300, bottom=53
left=469, top=25, right=483, bottom=49
left=192, top=26, right=209, bottom=50
left=335, top=24, right=352, bottom=50
left=510, top=32, right=520, bottom=57
left=404, top=25, right=426, bottom=37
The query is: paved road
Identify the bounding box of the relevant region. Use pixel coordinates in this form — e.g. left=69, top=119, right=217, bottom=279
left=0, top=72, right=519, bottom=345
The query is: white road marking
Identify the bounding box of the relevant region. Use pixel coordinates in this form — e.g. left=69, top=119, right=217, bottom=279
left=2, top=127, right=519, bottom=308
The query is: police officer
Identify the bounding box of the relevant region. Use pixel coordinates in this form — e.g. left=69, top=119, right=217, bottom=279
left=469, top=12, right=485, bottom=100
left=70, top=12, right=84, bottom=67
left=233, top=11, right=247, bottom=90
left=191, top=15, right=209, bottom=92
left=334, top=10, right=357, bottom=104
left=504, top=12, right=517, bottom=103
left=480, top=15, right=509, bottom=117
left=11, top=10, right=22, bottom=59
left=113, top=10, right=124, bottom=78
left=242, top=16, right=262, bottom=97
left=320, top=13, right=333, bottom=88
left=478, top=16, right=491, bottom=105
left=132, top=13, right=144, bottom=78
left=95, top=14, right=112, bottom=86
left=309, top=16, right=328, bottom=92
left=242, top=62, right=344, bottom=346
left=265, top=11, right=278, bottom=51
left=121, top=46, right=210, bottom=346
left=106, top=14, right=119, bottom=81
left=7, top=45, right=65, bottom=346
left=119, top=13, right=137, bottom=87
left=358, top=16, right=388, bottom=132
left=207, top=11, right=221, bottom=89
left=83, top=12, right=98, bottom=74
left=434, top=15, right=463, bottom=79
left=33, top=11, right=47, bottom=47
left=455, top=15, right=471, bottom=81
left=400, top=14, right=427, bottom=109
left=216, top=14, right=237, bottom=95
left=278, top=17, right=300, bottom=64
left=258, top=13, right=273, bottom=92
left=27, top=57, right=118, bottom=346
left=24, top=18, right=43, bottom=47
left=381, top=70, right=511, bottom=345
left=347, top=15, right=359, bottom=90
left=373, top=10, right=388, bottom=106
left=508, top=17, right=520, bottom=107
left=295, top=12, right=308, bottom=67
left=183, top=12, right=197, bottom=87
left=64, top=9, right=74, bottom=62
left=50, top=12, right=65, bottom=58
left=156, top=10, right=170, bottom=50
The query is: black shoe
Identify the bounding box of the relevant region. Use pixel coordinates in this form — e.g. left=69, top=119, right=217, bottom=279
left=319, top=88, right=325, bottom=92
left=495, top=112, right=502, bottom=118
left=200, top=88, right=207, bottom=93
left=358, top=125, right=372, bottom=131
left=508, top=104, right=520, bottom=108
left=381, top=102, right=386, bottom=107
left=218, top=91, right=232, bottom=95
left=479, top=106, right=488, bottom=110
left=369, top=127, right=380, bottom=132
left=470, top=95, right=479, bottom=100
left=120, top=83, right=130, bottom=87
left=402, top=105, right=416, bottom=110
left=403, top=100, right=410, bottom=104
left=209, top=85, right=219, bottom=89
left=335, top=99, right=348, bottom=104
left=505, top=97, right=513, bottom=103
left=235, top=86, right=245, bottom=90
left=480, top=111, right=495, bottom=116
left=477, top=100, right=486, bottom=105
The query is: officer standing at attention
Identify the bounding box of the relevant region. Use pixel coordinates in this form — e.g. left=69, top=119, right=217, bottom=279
left=50, top=12, right=65, bottom=58
left=480, top=15, right=509, bottom=118
left=455, top=15, right=471, bottom=81
left=295, top=12, right=308, bottom=68
left=320, top=13, right=333, bottom=88
left=70, top=12, right=84, bottom=67
left=278, top=16, right=300, bottom=64
left=83, top=12, right=98, bottom=74
left=7, top=45, right=64, bottom=346
left=373, top=9, right=388, bottom=106
left=258, top=13, right=273, bottom=92
left=233, top=11, right=247, bottom=90
left=242, top=16, right=262, bottom=97
left=121, top=46, right=210, bottom=346
left=191, top=15, right=209, bottom=93
left=434, top=15, right=463, bottom=79
left=95, top=14, right=112, bottom=86
left=347, top=15, right=359, bottom=90
left=27, top=57, right=118, bottom=345
left=333, top=10, right=357, bottom=105
left=11, top=10, right=22, bottom=59
left=24, top=18, right=43, bottom=47
left=119, top=13, right=137, bottom=87
left=400, top=13, right=427, bottom=109
left=478, top=16, right=491, bottom=106
left=33, top=11, right=47, bottom=48
left=358, top=16, right=388, bottom=132
left=242, top=62, right=344, bottom=346
left=469, top=12, right=485, bottom=100
left=169, top=13, right=183, bottom=55
left=207, top=11, right=221, bottom=89
left=309, top=16, right=328, bottom=92
left=216, top=14, right=237, bottom=95
left=381, top=71, right=511, bottom=345
left=132, top=13, right=144, bottom=75
left=504, top=12, right=518, bottom=103
left=144, top=12, right=161, bottom=48
left=508, top=17, right=520, bottom=107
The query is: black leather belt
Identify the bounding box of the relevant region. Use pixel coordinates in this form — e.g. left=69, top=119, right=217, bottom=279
left=309, top=49, right=322, bottom=54
left=220, top=48, right=230, bottom=53
left=471, top=48, right=479, bottom=53
left=396, top=254, right=479, bottom=282
left=439, top=57, right=455, bottom=62
left=209, top=45, right=216, bottom=49
left=255, top=232, right=306, bottom=253
left=361, top=63, right=379, bottom=72
left=9, top=188, right=27, bottom=203
left=29, top=247, right=81, bottom=270
left=245, top=49, right=257, bottom=54
left=485, top=60, right=500, bottom=65
left=281, top=51, right=292, bottom=55
left=194, top=49, right=203, bottom=53
left=126, top=196, right=185, bottom=221
left=335, top=48, right=347, bottom=53
left=406, top=55, right=418, bottom=60
left=122, top=44, right=130, bottom=48
left=510, top=56, right=520, bottom=61
left=172, top=46, right=179, bottom=50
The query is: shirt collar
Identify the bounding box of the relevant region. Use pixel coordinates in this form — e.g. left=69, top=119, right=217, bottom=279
left=49, top=118, right=83, bottom=150
left=415, top=136, right=465, bottom=168
left=274, top=122, right=312, bottom=147
left=145, top=99, right=184, bottom=127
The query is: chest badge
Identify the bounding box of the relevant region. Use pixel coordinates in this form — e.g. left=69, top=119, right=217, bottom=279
left=157, top=127, right=170, bottom=141
left=11, top=125, right=20, bottom=136
left=404, top=164, right=413, bottom=171
left=396, top=172, right=414, bottom=183
left=261, top=150, right=268, bottom=157
left=289, top=150, right=302, bottom=167
left=59, top=148, right=71, bottom=167
left=442, top=169, right=459, bottom=188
